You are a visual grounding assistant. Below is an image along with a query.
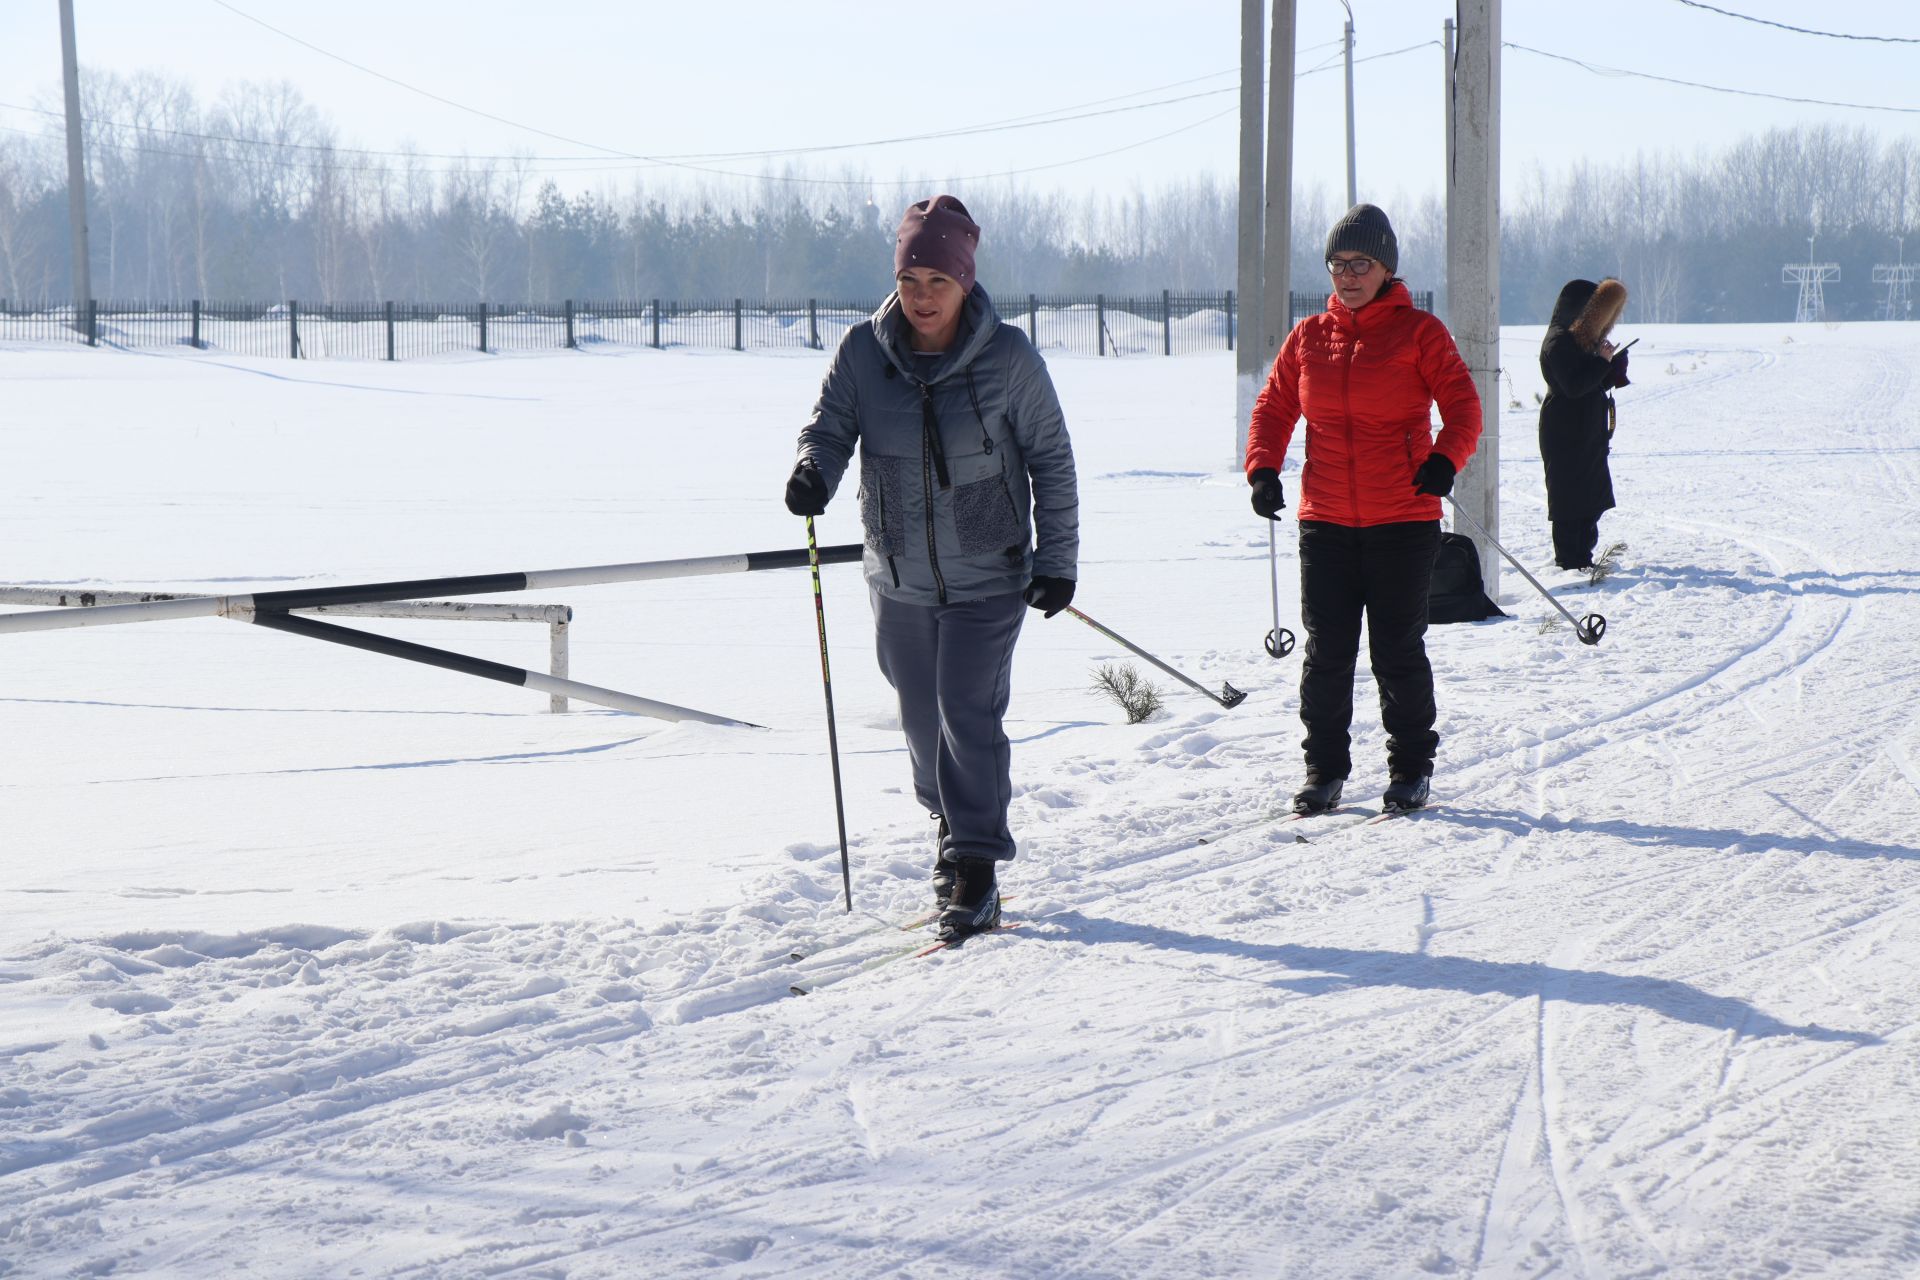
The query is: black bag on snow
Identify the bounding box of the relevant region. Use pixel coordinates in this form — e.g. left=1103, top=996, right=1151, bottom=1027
left=1427, top=532, right=1506, bottom=624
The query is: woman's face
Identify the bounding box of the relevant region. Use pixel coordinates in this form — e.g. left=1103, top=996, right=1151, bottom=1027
left=896, top=267, right=967, bottom=350
left=1327, top=252, right=1387, bottom=309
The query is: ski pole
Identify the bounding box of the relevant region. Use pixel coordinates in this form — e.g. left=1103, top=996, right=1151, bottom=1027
left=804, top=517, right=854, bottom=911
left=1063, top=606, right=1247, bottom=708
left=1263, top=520, right=1296, bottom=659
left=1446, top=499, right=1606, bottom=646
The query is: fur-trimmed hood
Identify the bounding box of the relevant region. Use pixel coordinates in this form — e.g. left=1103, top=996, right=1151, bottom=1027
left=1549, top=278, right=1628, bottom=352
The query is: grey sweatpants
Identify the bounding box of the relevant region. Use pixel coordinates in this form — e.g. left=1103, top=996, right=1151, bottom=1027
left=870, top=587, right=1027, bottom=863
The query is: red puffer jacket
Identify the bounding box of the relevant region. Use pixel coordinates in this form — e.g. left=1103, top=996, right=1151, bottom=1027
left=1245, top=281, right=1482, bottom=527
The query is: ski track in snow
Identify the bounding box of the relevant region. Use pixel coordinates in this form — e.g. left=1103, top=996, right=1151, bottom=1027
left=5, top=327, right=1920, bottom=1276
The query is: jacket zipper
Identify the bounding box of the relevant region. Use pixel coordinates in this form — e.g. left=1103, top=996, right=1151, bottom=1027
left=876, top=486, right=901, bottom=587
left=919, top=382, right=950, bottom=604
left=1342, top=337, right=1360, bottom=519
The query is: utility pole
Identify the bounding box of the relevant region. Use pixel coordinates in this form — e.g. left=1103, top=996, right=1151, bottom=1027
left=1258, top=1, right=1297, bottom=382
left=1446, top=0, right=1501, bottom=598
left=58, top=0, right=92, bottom=321
left=1342, top=1, right=1357, bottom=207
left=1234, top=0, right=1266, bottom=463
left=1442, top=17, right=1455, bottom=300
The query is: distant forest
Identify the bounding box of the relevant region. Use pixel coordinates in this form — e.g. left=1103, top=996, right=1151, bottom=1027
left=1, top=71, right=1915, bottom=323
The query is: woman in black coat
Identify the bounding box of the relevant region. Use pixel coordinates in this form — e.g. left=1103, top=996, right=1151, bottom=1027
left=1538, top=278, right=1629, bottom=570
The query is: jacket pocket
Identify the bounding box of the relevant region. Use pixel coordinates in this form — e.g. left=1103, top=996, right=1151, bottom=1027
left=952, top=472, right=1026, bottom=556
left=858, top=455, right=907, bottom=556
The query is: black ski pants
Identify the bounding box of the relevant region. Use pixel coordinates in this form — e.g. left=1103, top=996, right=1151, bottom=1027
left=1296, top=519, right=1441, bottom=781
left=1551, top=518, right=1600, bottom=570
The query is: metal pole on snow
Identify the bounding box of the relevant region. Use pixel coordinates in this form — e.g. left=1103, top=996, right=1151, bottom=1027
left=1063, top=606, right=1248, bottom=709
left=0, top=544, right=866, bottom=636
left=1446, top=498, right=1605, bottom=645
left=250, top=609, right=757, bottom=724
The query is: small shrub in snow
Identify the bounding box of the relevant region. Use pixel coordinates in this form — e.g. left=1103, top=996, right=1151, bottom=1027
left=1091, top=662, right=1163, bottom=724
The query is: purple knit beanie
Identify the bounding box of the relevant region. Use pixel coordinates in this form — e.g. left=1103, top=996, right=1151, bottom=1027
left=894, top=195, right=981, bottom=292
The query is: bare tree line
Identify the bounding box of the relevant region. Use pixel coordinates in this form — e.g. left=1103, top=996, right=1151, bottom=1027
left=1, top=71, right=1914, bottom=321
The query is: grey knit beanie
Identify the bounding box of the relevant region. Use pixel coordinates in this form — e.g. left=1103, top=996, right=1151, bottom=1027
left=1324, top=203, right=1398, bottom=275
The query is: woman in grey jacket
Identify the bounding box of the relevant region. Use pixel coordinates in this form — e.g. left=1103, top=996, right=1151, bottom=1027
left=784, top=195, right=1080, bottom=945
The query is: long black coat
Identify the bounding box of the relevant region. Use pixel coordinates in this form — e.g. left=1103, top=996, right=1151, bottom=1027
left=1538, top=280, right=1618, bottom=523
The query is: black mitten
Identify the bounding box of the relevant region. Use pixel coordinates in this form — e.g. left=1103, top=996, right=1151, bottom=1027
left=784, top=461, right=828, bottom=516
left=1608, top=348, right=1631, bottom=388
left=1412, top=454, right=1456, bottom=497
left=1022, top=575, right=1076, bottom=618
left=1248, top=467, right=1285, bottom=520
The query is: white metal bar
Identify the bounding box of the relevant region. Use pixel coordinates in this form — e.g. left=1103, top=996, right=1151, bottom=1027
left=0, top=587, right=569, bottom=623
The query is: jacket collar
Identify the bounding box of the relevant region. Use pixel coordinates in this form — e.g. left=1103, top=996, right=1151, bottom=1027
left=873, top=284, right=999, bottom=384
left=1327, top=278, right=1413, bottom=332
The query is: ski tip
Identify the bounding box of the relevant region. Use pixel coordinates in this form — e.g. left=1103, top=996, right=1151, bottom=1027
left=788, top=984, right=810, bottom=996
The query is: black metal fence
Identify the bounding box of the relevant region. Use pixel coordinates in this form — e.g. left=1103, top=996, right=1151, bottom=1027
left=1, top=290, right=1432, bottom=362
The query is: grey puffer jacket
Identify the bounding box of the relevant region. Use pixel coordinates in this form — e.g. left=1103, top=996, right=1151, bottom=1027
left=796, top=285, right=1079, bottom=606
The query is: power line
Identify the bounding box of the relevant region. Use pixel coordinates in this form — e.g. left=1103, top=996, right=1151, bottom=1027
left=0, top=104, right=1243, bottom=189
left=5, top=30, right=1437, bottom=185
left=207, top=0, right=632, bottom=160
left=1506, top=42, right=1920, bottom=115
left=0, top=83, right=1246, bottom=168
left=213, top=0, right=1253, bottom=175
left=1669, top=0, right=1920, bottom=44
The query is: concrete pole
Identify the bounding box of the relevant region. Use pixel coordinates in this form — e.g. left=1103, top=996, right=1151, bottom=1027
left=1234, top=0, right=1266, bottom=466
left=1258, top=0, right=1297, bottom=381
left=1445, top=0, right=1501, bottom=598
left=1343, top=13, right=1358, bottom=207
left=58, top=0, right=92, bottom=317
left=1443, top=18, right=1455, bottom=275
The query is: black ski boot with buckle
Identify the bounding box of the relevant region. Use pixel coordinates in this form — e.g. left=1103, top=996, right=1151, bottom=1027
left=1292, top=772, right=1345, bottom=815
left=937, top=856, right=1002, bottom=946
left=1382, top=774, right=1431, bottom=813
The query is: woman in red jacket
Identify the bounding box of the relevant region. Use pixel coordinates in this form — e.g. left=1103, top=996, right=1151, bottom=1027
left=1244, top=204, right=1482, bottom=815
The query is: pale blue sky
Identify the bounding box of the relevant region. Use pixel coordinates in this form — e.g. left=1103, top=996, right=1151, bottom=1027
left=2, top=1, right=1915, bottom=214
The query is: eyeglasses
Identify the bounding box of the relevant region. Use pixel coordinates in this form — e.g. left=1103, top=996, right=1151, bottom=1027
left=1326, top=257, right=1378, bottom=277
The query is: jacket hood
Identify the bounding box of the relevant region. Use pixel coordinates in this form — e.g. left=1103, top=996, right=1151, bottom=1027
left=1548, top=278, right=1627, bottom=351
left=872, top=284, right=1001, bottom=383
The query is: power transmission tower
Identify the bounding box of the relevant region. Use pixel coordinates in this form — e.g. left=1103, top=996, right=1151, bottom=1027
left=1782, top=232, right=1840, bottom=322
left=1872, top=237, right=1914, bottom=321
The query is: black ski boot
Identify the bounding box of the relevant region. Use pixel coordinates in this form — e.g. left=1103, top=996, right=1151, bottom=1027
left=937, top=857, right=1001, bottom=945
left=1382, top=774, right=1431, bottom=813
left=930, top=815, right=955, bottom=909
left=1292, top=774, right=1345, bottom=815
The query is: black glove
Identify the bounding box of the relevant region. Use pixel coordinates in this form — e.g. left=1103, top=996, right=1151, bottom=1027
left=1023, top=575, right=1075, bottom=618
left=1608, top=347, right=1631, bottom=388
left=784, top=461, right=828, bottom=517
left=1248, top=467, right=1285, bottom=520
left=1412, top=453, right=1455, bottom=497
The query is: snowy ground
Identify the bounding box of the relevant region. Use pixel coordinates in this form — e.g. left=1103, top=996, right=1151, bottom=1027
left=3, top=323, right=1919, bottom=1278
